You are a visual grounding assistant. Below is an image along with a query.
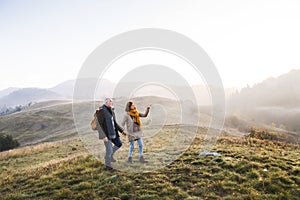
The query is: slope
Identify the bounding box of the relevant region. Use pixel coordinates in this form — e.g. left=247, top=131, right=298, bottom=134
left=0, top=96, right=211, bottom=146
left=0, top=128, right=299, bottom=199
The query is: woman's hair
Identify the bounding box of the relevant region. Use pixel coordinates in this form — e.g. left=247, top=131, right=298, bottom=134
left=125, top=101, right=133, bottom=112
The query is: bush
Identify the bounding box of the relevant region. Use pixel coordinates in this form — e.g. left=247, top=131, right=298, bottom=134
left=0, top=134, right=20, bottom=152
left=247, top=128, right=274, bottom=140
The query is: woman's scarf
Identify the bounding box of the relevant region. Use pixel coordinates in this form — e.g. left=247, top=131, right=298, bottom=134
left=127, top=109, right=141, bottom=127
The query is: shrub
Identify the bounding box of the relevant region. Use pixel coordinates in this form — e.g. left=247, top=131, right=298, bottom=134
left=0, top=134, right=20, bottom=152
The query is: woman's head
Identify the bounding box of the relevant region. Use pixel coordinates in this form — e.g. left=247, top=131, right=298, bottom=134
left=125, top=101, right=136, bottom=112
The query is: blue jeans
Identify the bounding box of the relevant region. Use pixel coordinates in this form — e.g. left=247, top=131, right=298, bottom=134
left=104, top=137, right=122, bottom=167
left=128, top=138, right=143, bottom=158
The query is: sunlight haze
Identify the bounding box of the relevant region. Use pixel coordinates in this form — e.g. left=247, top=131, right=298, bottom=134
left=0, top=0, right=299, bottom=90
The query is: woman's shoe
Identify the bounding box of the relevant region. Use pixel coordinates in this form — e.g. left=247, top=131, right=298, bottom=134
left=111, top=156, right=116, bottom=162
left=139, top=156, right=148, bottom=163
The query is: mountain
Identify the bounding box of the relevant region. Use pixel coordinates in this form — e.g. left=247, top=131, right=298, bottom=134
left=49, top=80, right=75, bottom=98
left=1, top=69, right=298, bottom=119
left=0, top=79, right=116, bottom=108
left=229, top=69, right=300, bottom=108
left=0, top=87, right=19, bottom=98
left=110, top=81, right=236, bottom=106
left=0, top=88, right=62, bottom=107
left=50, top=78, right=116, bottom=99
left=0, top=76, right=235, bottom=109
left=227, top=69, right=300, bottom=132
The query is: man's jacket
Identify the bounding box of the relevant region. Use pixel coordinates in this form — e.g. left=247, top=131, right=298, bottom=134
left=96, top=104, right=124, bottom=139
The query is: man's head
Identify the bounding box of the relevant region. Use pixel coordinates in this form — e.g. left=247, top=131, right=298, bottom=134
left=104, top=98, right=113, bottom=108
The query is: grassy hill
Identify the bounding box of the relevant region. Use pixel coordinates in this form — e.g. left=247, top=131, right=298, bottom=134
left=0, top=97, right=299, bottom=199
left=0, top=97, right=211, bottom=146
left=0, top=101, right=77, bottom=146
left=0, top=127, right=299, bottom=199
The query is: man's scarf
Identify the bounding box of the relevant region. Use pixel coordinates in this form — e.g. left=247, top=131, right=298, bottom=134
left=128, top=109, right=141, bottom=127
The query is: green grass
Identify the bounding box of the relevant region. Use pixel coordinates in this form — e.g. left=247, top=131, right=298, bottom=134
left=0, top=127, right=299, bottom=200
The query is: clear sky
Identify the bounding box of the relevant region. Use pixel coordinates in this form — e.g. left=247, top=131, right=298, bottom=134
left=1, top=0, right=300, bottom=91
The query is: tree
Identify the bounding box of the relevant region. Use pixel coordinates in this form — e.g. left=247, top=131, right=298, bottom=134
left=0, top=134, right=20, bottom=152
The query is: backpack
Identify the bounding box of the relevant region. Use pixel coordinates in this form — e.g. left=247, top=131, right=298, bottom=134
left=91, top=110, right=99, bottom=131
left=91, top=108, right=106, bottom=139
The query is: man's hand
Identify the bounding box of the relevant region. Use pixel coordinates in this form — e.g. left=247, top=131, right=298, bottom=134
left=122, top=131, right=127, bottom=136
left=103, top=137, right=108, bottom=142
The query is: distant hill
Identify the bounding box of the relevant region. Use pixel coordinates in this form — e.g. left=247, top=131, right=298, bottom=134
left=0, top=79, right=116, bottom=108
left=112, top=81, right=235, bottom=106
left=0, top=78, right=235, bottom=109
left=228, top=69, right=300, bottom=109
left=227, top=69, right=300, bottom=132
left=49, top=80, right=76, bottom=98
left=0, top=87, right=19, bottom=98
left=0, top=88, right=63, bottom=107
left=50, top=78, right=115, bottom=99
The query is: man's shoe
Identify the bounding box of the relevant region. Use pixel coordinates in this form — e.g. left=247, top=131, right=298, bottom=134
left=128, top=157, right=133, bottom=164
left=111, top=156, right=117, bottom=162
left=139, top=156, right=148, bottom=163
left=105, top=166, right=115, bottom=171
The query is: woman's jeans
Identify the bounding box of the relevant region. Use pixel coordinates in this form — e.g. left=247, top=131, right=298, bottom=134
left=104, top=137, right=122, bottom=167
left=128, top=138, right=143, bottom=158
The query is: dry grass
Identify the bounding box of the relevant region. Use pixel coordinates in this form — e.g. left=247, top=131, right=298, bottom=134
left=0, top=140, right=70, bottom=159
left=1, top=98, right=299, bottom=199
left=1, top=125, right=299, bottom=199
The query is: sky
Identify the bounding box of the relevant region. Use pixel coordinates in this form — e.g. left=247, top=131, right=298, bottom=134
left=1, top=0, right=300, bottom=91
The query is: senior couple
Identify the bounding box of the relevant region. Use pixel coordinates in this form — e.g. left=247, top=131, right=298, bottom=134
left=96, top=98, right=151, bottom=171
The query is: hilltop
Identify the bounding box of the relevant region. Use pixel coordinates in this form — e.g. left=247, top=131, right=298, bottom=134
left=1, top=95, right=298, bottom=148
left=0, top=96, right=211, bottom=146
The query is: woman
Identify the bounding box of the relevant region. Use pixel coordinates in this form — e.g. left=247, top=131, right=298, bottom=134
left=122, top=101, right=151, bottom=163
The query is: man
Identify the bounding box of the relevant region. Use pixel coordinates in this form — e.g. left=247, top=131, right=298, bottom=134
left=96, top=98, right=126, bottom=171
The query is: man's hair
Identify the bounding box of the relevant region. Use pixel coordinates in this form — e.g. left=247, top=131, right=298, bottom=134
left=104, top=98, right=111, bottom=103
